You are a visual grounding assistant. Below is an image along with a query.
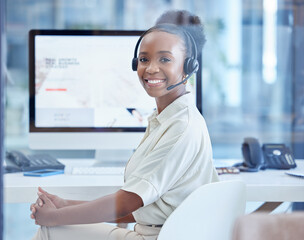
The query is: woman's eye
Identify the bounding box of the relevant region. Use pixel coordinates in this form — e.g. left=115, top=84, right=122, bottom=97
left=139, top=57, right=148, bottom=63
left=160, top=57, right=171, bottom=63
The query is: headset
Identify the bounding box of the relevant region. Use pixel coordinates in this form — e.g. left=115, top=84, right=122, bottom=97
left=132, top=25, right=199, bottom=91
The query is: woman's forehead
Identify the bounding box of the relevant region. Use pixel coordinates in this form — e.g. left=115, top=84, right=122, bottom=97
left=139, top=31, right=185, bottom=52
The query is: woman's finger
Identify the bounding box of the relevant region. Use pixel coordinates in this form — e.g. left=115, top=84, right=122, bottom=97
left=38, top=186, right=46, bottom=194
left=35, top=196, right=44, bottom=206
left=38, top=198, right=43, bottom=206
left=38, top=192, right=53, bottom=205
left=38, top=187, right=50, bottom=197
left=30, top=203, right=35, bottom=211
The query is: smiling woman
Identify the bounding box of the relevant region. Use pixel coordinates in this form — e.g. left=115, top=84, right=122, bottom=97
left=31, top=10, right=219, bottom=240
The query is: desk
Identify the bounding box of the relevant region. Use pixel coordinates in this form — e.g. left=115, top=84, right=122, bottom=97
left=218, top=160, right=304, bottom=203
left=4, top=159, right=304, bottom=204
left=4, top=159, right=123, bottom=203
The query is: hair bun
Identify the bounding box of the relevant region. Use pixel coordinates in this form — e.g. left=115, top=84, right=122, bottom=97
left=155, top=10, right=206, bottom=51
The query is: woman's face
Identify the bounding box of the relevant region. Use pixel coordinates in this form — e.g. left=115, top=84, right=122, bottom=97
left=137, top=31, right=186, bottom=99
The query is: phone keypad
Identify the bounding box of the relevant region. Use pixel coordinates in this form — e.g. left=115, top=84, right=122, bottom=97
left=262, top=144, right=296, bottom=169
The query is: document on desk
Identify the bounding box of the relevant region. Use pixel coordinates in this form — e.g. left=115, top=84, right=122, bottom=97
left=285, top=171, right=304, bottom=179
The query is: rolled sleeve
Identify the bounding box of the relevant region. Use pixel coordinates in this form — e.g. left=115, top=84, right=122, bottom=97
left=121, top=175, right=159, bottom=206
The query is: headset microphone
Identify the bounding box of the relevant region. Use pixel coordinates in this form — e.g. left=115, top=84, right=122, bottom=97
left=166, top=64, right=199, bottom=91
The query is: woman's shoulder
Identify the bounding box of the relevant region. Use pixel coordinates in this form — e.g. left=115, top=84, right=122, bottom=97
left=184, top=106, right=210, bottom=138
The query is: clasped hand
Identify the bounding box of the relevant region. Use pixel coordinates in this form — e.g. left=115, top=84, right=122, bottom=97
left=30, top=187, right=66, bottom=226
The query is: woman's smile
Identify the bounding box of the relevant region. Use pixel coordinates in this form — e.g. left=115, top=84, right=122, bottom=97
left=144, top=78, right=166, bottom=87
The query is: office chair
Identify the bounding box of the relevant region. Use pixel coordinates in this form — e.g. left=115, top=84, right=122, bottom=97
left=157, top=180, right=246, bottom=240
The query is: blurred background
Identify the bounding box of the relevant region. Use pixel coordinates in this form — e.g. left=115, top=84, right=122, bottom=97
left=3, top=0, right=304, bottom=239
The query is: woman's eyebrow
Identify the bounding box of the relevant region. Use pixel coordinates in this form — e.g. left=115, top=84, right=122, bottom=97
left=138, top=50, right=173, bottom=55
left=158, top=51, right=172, bottom=54
left=139, top=51, right=148, bottom=55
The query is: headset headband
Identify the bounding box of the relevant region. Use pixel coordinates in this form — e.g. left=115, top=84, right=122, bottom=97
left=133, top=24, right=198, bottom=62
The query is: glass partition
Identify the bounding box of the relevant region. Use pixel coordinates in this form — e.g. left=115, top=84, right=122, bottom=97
left=4, top=0, right=304, bottom=239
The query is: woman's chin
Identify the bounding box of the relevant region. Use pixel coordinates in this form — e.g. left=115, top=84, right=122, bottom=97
left=144, top=90, right=163, bottom=98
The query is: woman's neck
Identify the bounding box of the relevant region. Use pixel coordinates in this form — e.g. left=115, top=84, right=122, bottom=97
left=155, top=87, right=186, bottom=114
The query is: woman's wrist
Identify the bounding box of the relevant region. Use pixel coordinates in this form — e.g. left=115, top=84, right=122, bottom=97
left=61, top=199, right=69, bottom=208
left=64, top=199, right=87, bottom=207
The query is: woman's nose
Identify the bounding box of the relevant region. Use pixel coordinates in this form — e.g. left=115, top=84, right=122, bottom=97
left=146, top=61, right=159, bottom=74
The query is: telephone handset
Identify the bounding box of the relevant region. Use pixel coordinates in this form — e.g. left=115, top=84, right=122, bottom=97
left=4, top=150, right=65, bottom=173
left=234, top=137, right=297, bottom=172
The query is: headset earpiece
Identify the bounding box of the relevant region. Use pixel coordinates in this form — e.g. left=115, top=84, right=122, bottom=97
left=184, top=57, right=199, bottom=75
left=182, top=31, right=199, bottom=76
left=132, top=58, right=138, bottom=71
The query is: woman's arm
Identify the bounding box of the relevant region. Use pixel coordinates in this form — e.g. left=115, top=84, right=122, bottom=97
left=34, top=189, right=142, bottom=226
left=63, top=199, right=88, bottom=207
left=112, top=213, right=136, bottom=223
left=31, top=187, right=88, bottom=216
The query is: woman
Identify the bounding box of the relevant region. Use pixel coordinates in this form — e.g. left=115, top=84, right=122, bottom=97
left=31, top=10, right=219, bottom=240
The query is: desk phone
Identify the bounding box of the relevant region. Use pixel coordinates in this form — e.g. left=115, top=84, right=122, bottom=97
left=5, top=151, right=65, bottom=173
left=234, top=137, right=296, bottom=172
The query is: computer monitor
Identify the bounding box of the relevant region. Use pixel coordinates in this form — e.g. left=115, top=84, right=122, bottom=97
left=29, top=29, right=202, bottom=158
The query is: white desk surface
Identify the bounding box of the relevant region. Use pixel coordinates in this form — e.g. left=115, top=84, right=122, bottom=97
left=4, top=159, right=304, bottom=203
left=218, top=160, right=304, bottom=202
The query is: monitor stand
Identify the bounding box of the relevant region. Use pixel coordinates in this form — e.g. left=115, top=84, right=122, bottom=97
left=93, top=149, right=134, bottom=167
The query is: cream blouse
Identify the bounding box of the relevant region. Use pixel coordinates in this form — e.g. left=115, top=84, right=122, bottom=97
left=121, top=93, right=219, bottom=225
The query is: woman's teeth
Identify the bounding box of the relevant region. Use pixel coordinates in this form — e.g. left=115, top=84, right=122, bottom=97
left=146, top=79, right=165, bottom=84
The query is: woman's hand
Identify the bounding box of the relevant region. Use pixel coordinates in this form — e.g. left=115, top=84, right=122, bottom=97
left=30, top=187, right=67, bottom=220
left=31, top=193, right=58, bottom=226
left=36, top=187, right=68, bottom=209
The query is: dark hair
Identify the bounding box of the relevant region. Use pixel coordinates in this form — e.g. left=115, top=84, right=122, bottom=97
left=155, top=10, right=206, bottom=54
left=143, top=24, right=194, bottom=58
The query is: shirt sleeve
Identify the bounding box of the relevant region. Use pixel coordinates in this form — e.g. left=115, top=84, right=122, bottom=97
left=122, top=118, right=204, bottom=206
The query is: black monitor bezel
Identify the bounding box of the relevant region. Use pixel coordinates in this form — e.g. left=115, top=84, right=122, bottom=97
left=29, top=29, right=202, bottom=133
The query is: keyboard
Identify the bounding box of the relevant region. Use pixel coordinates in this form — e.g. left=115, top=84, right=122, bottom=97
left=71, top=167, right=125, bottom=175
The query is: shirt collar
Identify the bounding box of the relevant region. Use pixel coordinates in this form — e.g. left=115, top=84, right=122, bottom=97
left=148, top=92, right=195, bottom=125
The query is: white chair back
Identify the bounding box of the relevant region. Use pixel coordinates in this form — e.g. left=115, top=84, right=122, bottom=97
left=157, top=180, right=246, bottom=240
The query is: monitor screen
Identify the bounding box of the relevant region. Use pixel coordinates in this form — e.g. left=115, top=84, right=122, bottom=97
left=29, top=30, right=202, bottom=150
